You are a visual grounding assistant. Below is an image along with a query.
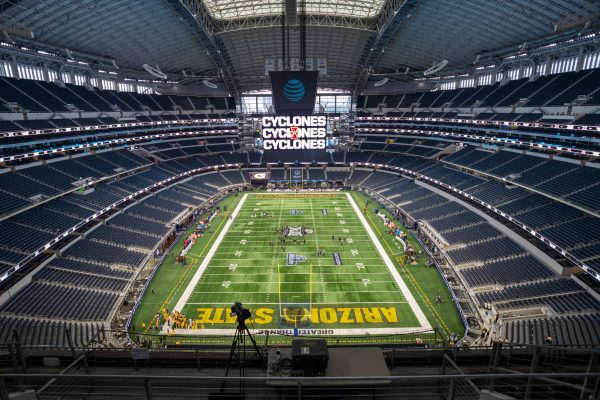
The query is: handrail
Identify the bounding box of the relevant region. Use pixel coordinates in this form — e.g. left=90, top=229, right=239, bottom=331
left=0, top=372, right=595, bottom=381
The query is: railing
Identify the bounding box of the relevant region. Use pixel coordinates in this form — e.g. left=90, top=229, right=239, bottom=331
left=2, top=340, right=599, bottom=398
left=1, top=371, right=598, bottom=400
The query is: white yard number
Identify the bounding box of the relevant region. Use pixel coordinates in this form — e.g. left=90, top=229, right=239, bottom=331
left=229, top=264, right=238, bottom=271
left=244, top=230, right=251, bottom=234
left=336, top=213, right=343, bottom=217
left=240, top=239, right=247, bottom=245
left=253, top=207, right=259, bottom=211
left=247, top=221, right=254, bottom=225
left=342, top=228, right=349, bottom=234
left=346, top=238, right=353, bottom=244
left=351, top=249, right=359, bottom=256
left=362, top=279, right=371, bottom=286
left=235, top=250, right=243, bottom=257
left=334, top=207, right=341, bottom=211
left=222, top=281, right=231, bottom=288
left=339, top=220, right=346, bottom=225
left=356, top=262, right=365, bottom=270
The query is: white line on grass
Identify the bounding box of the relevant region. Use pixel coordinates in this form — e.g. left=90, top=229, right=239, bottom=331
left=174, top=327, right=432, bottom=336
left=172, top=193, right=248, bottom=313
left=345, top=192, right=431, bottom=330
left=191, top=290, right=405, bottom=294
left=185, top=301, right=409, bottom=305
left=192, top=280, right=398, bottom=285
left=203, top=272, right=392, bottom=276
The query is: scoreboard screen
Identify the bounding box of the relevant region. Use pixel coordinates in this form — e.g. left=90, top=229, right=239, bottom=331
left=261, top=115, right=327, bottom=150
left=257, top=115, right=336, bottom=163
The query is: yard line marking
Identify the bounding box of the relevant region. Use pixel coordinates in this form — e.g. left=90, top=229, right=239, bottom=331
left=203, top=272, right=392, bottom=275
left=172, top=193, right=248, bottom=312
left=190, top=290, right=408, bottom=294
left=346, top=192, right=431, bottom=330
left=185, top=301, right=409, bottom=305
left=309, top=264, right=313, bottom=310
left=203, top=280, right=398, bottom=285
left=277, top=263, right=282, bottom=317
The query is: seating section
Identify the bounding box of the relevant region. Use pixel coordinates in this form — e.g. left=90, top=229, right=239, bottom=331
left=351, top=168, right=599, bottom=346
left=0, top=158, right=248, bottom=348
left=111, top=213, right=169, bottom=237
left=63, top=239, right=147, bottom=268
left=2, top=160, right=232, bottom=263
left=0, top=316, right=106, bottom=348
left=1, top=76, right=600, bottom=353
left=0, top=76, right=235, bottom=117
left=501, top=314, right=600, bottom=347
left=35, top=267, right=129, bottom=292
left=495, top=292, right=599, bottom=314
left=476, top=278, right=582, bottom=304
left=47, top=258, right=133, bottom=279
left=359, top=69, right=600, bottom=111
left=87, top=225, right=159, bottom=250
left=0, top=282, right=118, bottom=320
left=460, top=255, right=554, bottom=287
left=0, top=149, right=153, bottom=217
left=347, top=169, right=372, bottom=185
left=446, top=237, right=525, bottom=266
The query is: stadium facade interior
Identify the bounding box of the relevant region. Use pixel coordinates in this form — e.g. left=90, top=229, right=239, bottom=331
left=0, top=0, right=599, bottom=399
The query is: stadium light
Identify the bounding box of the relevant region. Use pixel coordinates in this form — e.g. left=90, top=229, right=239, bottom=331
left=142, top=64, right=167, bottom=80
left=202, top=79, right=218, bottom=89
left=374, top=77, right=389, bottom=87
left=424, top=60, right=448, bottom=76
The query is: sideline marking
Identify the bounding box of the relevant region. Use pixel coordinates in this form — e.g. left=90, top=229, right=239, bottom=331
left=172, top=193, right=248, bottom=312
left=345, top=192, right=431, bottom=330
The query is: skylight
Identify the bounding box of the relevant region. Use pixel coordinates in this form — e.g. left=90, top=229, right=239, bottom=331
left=201, top=0, right=386, bottom=20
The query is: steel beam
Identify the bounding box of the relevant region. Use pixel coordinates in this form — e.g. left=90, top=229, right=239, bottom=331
left=214, top=14, right=374, bottom=33
left=352, top=0, right=421, bottom=98
left=165, top=0, right=240, bottom=98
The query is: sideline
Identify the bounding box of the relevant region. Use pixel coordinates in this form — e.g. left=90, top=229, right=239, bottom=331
left=172, top=193, right=248, bottom=313
left=345, top=192, right=431, bottom=330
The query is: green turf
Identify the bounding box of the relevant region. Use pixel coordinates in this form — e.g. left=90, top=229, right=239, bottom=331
left=351, top=191, right=465, bottom=338
left=180, top=192, right=420, bottom=331
left=129, top=193, right=243, bottom=334
left=131, top=190, right=465, bottom=344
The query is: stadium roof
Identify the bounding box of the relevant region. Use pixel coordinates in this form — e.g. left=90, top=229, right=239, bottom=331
left=0, top=0, right=598, bottom=93
left=202, top=0, right=387, bottom=19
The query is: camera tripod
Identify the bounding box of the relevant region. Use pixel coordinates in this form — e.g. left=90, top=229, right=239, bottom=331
left=223, top=320, right=264, bottom=380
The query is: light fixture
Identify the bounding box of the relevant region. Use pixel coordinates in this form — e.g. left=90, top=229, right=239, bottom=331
left=374, top=77, right=389, bottom=87
left=518, top=42, right=528, bottom=53
left=578, top=20, right=591, bottom=36
left=423, top=59, right=448, bottom=76
left=202, top=79, right=218, bottom=89
left=142, top=64, right=167, bottom=80
left=1, top=31, right=14, bottom=44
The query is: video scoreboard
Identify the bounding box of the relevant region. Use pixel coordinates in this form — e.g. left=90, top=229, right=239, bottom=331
left=258, top=71, right=337, bottom=162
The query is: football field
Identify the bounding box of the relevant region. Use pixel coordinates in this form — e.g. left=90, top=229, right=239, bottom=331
left=170, top=192, right=430, bottom=335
